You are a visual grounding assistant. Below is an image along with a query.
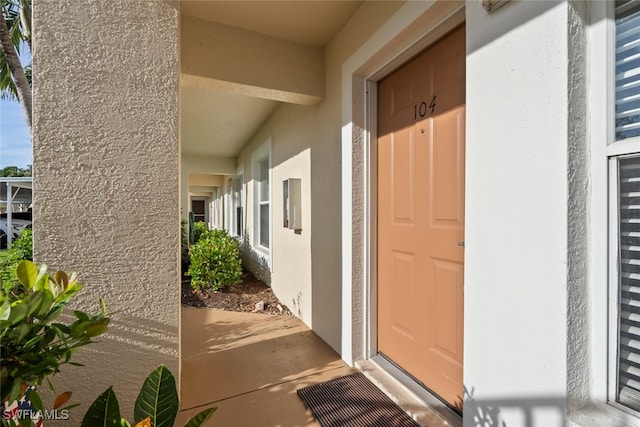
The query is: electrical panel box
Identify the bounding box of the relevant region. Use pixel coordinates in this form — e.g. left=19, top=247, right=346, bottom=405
left=283, top=178, right=302, bottom=230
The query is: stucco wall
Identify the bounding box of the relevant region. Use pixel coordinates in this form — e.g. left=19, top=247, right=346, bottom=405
left=566, top=0, right=590, bottom=409
left=465, top=1, right=569, bottom=425
left=235, top=1, right=404, bottom=352
left=33, top=0, right=179, bottom=421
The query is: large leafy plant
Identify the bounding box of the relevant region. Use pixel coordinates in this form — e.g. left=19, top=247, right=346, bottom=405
left=81, top=365, right=215, bottom=427
left=0, top=260, right=109, bottom=408
left=187, top=229, right=242, bottom=291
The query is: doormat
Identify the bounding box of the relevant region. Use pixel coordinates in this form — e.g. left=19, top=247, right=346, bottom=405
left=297, top=372, right=422, bottom=427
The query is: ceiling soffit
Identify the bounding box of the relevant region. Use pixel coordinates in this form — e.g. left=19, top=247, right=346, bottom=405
left=179, top=1, right=363, bottom=159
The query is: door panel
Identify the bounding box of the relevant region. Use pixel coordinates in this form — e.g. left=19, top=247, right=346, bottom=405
left=377, top=25, right=465, bottom=410
left=391, top=131, right=416, bottom=224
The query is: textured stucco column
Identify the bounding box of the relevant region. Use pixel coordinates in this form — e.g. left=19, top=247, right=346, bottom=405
left=33, top=0, right=179, bottom=420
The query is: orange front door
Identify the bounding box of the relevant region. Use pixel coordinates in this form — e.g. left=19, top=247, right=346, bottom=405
left=377, top=25, right=465, bottom=410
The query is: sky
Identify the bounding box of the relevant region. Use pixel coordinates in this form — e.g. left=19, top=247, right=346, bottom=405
left=0, top=44, right=32, bottom=169
left=0, top=98, right=31, bottom=169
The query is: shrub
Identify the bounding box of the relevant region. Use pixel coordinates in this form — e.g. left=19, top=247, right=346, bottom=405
left=0, top=261, right=109, bottom=408
left=11, top=227, right=32, bottom=261
left=192, top=221, right=208, bottom=244
left=187, top=229, right=242, bottom=291
left=181, top=218, right=189, bottom=266
left=0, top=228, right=33, bottom=293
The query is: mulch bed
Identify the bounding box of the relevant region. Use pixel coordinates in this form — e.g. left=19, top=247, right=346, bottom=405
left=181, top=269, right=293, bottom=316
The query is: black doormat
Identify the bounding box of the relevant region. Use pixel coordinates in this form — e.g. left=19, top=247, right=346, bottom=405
left=297, top=372, right=422, bottom=427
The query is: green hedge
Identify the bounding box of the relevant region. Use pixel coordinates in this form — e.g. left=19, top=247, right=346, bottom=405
left=187, top=229, right=242, bottom=291
left=193, top=221, right=209, bottom=244
left=0, top=228, right=32, bottom=293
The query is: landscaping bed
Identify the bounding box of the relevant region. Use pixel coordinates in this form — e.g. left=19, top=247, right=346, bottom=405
left=181, top=269, right=293, bottom=316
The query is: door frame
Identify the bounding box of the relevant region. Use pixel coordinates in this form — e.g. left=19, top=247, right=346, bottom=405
left=339, top=0, right=465, bottom=418
left=364, top=13, right=465, bottom=364
left=367, top=24, right=466, bottom=412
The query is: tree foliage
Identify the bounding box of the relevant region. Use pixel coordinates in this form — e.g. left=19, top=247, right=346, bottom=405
left=0, top=0, right=32, bottom=133
left=0, top=164, right=31, bottom=177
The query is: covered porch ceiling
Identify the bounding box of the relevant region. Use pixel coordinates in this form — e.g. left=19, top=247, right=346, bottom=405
left=180, top=1, right=363, bottom=159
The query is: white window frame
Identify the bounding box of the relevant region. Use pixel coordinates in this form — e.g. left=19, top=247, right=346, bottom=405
left=213, top=187, right=222, bottom=230
left=227, top=169, right=244, bottom=238
left=252, top=139, right=271, bottom=254
left=595, top=0, right=640, bottom=417
left=226, top=176, right=234, bottom=235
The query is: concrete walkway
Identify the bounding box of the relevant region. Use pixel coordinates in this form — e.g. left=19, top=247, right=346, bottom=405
left=177, top=307, right=354, bottom=427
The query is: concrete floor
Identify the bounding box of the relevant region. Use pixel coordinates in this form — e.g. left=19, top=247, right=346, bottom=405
left=177, top=307, right=354, bottom=427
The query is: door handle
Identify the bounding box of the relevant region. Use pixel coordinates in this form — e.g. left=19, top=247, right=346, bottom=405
left=457, top=241, right=465, bottom=247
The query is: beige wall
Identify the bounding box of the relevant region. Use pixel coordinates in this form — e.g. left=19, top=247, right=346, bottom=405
left=189, top=173, right=224, bottom=187
left=181, top=154, right=235, bottom=221
left=33, top=0, right=179, bottom=420
left=181, top=16, right=324, bottom=105
left=236, top=1, right=404, bottom=352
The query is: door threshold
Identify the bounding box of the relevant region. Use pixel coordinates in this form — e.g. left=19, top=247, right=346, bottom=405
left=355, top=356, right=462, bottom=427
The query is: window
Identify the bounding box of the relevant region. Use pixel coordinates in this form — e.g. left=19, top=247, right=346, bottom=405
left=213, top=188, right=222, bottom=229
left=226, top=177, right=234, bottom=235
left=228, top=174, right=243, bottom=237
left=615, top=0, right=640, bottom=141
left=235, top=174, right=244, bottom=237
left=612, top=0, right=640, bottom=414
left=616, top=156, right=640, bottom=411
left=258, top=159, right=270, bottom=248
left=252, top=140, right=271, bottom=252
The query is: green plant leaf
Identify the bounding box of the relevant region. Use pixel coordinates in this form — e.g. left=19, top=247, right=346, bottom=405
left=10, top=322, right=30, bottom=343
left=73, top=310, right=90, bottom=321
left=6, top=379, right=22, bottom=403
left=183, top=407, right=216, bottom=427
left=8, top=301, right=28, bottom=325
left=70, top=319, right=91, bottom=338
left=15, top=260, right=39, bottom=287
left=85, top=318, right=109, bottom=337
left=0, top=297, right=10, bottom=320
left=16, top=417, right=34, bottom=427
left=34, top=264, right=49, bottom=291
left=46, top=378, right=56, bottom=394
left=81, top=386, right=122, bottom=427
left=36, top=290, right=54, bottom=317
left=24, top=290, right=45, bottom=317
left=133, top=365, right=178, bottom=427
left=29, top=389, right=44, bottom=412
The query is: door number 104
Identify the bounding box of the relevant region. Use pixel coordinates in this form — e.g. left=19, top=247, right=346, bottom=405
left=414, top=95, right=436, bottom=119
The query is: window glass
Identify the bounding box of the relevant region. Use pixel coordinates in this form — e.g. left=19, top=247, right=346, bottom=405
left=260, top=204, right=269, bottom=247
left=234, top=176, right=243, bottom=237
left=615, top=0, right=640, bottom=141
left=617, top=156, right=640, bottom=410
left=259, top=159, right=270, bottom=202
left=255, top=157, right=269, bottom=249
